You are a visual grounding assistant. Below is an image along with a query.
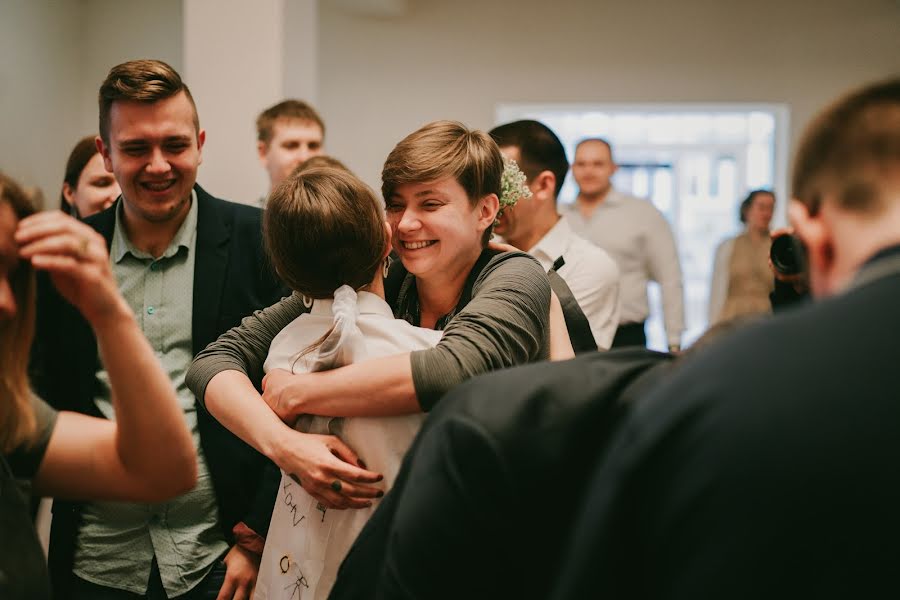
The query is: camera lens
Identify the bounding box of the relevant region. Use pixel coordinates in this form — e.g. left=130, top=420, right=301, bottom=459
left=770, top=234, right=804, bottom=276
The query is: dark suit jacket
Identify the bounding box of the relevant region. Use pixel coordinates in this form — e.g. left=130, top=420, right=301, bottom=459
left=29, top=185, right=287, bottom=598
left=330, top=347, right=674, bottom=600
left=551, top=245, right=900, bottom=600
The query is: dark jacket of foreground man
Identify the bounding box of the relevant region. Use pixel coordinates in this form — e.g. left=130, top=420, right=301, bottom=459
left=330, top=347, right=674, bottom=600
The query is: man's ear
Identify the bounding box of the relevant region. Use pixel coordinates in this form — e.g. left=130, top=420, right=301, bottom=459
left=531, top=170, right=556, bottom=202
left=96, top=136, right=113, bottom=173
left=197, top=129, right=206, bottom=165
left=789, top=199, right=833, bottom=296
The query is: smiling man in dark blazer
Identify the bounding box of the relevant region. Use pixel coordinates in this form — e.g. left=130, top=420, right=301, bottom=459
left=30, top=59, right=286, bottom=600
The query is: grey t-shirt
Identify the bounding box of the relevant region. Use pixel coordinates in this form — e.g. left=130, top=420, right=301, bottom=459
left=1, top=395, right=58, bottom=600
left=6, top=395, right=58, bottom=478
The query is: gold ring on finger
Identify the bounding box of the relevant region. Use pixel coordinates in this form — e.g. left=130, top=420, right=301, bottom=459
left=77, top=237, right=89, bottom=260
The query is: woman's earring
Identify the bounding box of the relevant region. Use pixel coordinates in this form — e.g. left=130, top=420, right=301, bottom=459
left=383, top=256, right=392, bottom=279
left=302, top=295, right=313, bottom=309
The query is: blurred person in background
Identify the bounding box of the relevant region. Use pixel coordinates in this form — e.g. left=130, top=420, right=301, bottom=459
left=60, top=136, right=121, bottom=218
left=564, top=138, right=684, bottom=351
left=256, top=99, right=325, bottom=204
left=708, top=189, right=775, bottom=324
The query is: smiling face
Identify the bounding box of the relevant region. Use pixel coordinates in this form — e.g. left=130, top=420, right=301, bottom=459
left=259, top=118, right=324, bottom=191
left=63, top=152, right=121, bottom=217
left=386, top=177, right=496, bottom=284
left=98, top=91, right=204, bottom=226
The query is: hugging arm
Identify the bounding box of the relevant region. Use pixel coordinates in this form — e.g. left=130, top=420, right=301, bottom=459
left=265, top=252, right=552, bottom=418
left=186, top=294, right=383, bottom=509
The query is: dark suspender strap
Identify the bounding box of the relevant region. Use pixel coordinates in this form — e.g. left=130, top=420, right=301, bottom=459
left=548, top=256, right=598, bottom=354
left=455, top=248, right=502, bottom=312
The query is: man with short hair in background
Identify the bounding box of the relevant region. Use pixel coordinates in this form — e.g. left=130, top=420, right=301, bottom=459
left=256, top=99, right=325, bottom=203
left=490, top=120, right=620, bottom=350
left=564, top=138, right=684, bottom=351
left=32, top=59, right=286, bottom=600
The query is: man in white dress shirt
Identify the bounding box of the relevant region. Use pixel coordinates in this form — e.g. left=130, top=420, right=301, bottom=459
left=563, top=138, right=684, bottom=352
left=490, top=120, right=620, bottom=350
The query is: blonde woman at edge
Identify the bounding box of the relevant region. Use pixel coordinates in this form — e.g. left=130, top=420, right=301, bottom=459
left=0, top=172, right=195, bottom=600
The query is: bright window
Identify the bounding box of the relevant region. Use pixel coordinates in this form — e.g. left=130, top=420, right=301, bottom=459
left=495, top=103, right=789, bottom=349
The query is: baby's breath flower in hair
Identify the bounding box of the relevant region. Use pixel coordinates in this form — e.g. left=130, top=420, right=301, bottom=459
left=497, top=156, right=531, bottom=224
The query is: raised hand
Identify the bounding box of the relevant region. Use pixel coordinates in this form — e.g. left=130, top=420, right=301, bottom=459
left=16, top=211, right=126, bottom=326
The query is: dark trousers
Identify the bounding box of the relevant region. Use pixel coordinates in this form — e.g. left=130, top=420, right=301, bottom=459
left=611, top=321, right=647, bottom=349
left=71, top=556, right=226, bottom=600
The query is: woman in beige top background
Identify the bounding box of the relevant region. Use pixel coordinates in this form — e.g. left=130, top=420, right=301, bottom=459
left=709, top=190, right=776, bottom=325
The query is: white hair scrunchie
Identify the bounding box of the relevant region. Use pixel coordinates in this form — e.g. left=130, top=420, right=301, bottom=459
left=308, top=284, right=361, bottom=373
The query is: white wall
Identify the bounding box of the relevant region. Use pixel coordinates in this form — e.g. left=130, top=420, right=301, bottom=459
left=184, top=0, right=287, bottom=204
left=1, top=1, right=84, bottom=207
left=3, top=0, right=898, bottom=208
left=317, top=0, right=900, bottom=192
left=0, top=0, right=181, bottom=209
left=78, top=0, right=183, bottom=135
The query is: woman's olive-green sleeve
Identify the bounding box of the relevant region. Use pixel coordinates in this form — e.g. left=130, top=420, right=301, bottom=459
left=186, top=293, right=306, bottom=407
left=410, top=252, right=551, bottom=411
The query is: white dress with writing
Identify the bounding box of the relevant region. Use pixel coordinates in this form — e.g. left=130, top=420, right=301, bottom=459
left=253, top=287, right=441, bottom=600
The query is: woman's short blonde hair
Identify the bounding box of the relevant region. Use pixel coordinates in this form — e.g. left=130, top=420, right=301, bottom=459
left=0, top=172, right=36, bottom=453
left=381, top=120, right=504, bottom=206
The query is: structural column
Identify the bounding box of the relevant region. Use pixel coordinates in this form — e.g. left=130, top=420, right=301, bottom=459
left=183, top=0, right=318, bottom=204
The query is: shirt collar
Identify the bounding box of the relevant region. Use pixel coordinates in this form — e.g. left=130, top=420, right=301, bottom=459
left=530, top=215, right=573, bottom=263
left=111, top=189, right=198, bottom=263
left=603, top=187, right=625, bottom=205
left=563, top=187, right=624, bottom=219
left=308, top=290, right=394, bottom=319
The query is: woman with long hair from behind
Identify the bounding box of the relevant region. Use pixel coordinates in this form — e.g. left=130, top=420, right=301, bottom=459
left=0, top=172, right=194, bottom=600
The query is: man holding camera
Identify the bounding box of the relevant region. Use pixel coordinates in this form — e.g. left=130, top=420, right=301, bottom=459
left=552, top=77, right=900, bottom=599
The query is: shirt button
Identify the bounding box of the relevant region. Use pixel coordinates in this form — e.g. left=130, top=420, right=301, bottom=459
left=147, top=306, right=155, bottom=315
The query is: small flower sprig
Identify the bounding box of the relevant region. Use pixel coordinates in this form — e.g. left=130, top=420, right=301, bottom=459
left=497, top=156, right=531, bottom=224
